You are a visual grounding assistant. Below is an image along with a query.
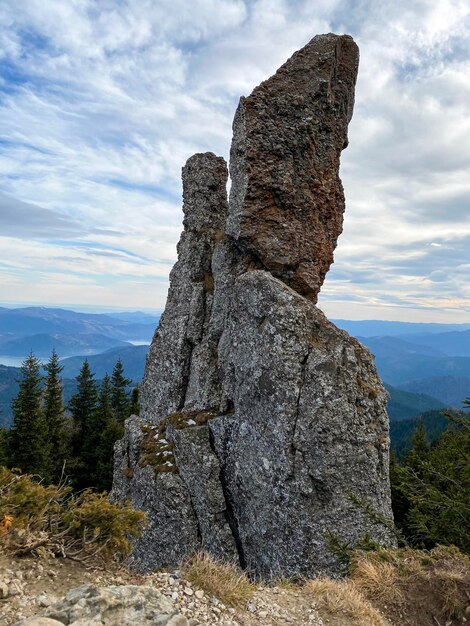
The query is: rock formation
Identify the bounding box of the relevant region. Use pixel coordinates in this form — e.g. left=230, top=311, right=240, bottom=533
left=14, top=584, right=189, bottom=626
left=112, top=33, right=395, bottom=578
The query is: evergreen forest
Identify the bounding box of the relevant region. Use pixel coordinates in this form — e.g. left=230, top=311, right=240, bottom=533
left=0, top=350, right=137, bottom=491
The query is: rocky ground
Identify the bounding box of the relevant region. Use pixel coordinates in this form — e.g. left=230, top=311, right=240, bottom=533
left=2, top=552, right=469, bottom=626
left=0, top=555, right=357, bottom=626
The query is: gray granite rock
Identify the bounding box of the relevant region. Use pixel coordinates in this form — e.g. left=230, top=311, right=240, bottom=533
left=28, top=584, right=187, bottom=625
left=112, top=417, right=200, bottom=571
left=170, top=424, right=238, bottom=562
left=112, top=33, right=395, bottom=578
left=140, top=152, right=228, bottom=421
left=212, top=271, right=393, bottom=578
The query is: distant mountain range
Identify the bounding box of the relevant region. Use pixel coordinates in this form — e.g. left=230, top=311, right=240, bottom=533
left=357, top=334, right=470, bottom=406
left=60, top=344, right=148, bottom=381
left=385, top=384, right=445, bottom=422
left=0, top=332, right=131, bottom=357
left=333, top=319, right=470, bottom=337
left=397, top=376, right=470, bottom=408
left=0, top=307, right=159, bottom=358
left=0, top=308, right=468, bottom=434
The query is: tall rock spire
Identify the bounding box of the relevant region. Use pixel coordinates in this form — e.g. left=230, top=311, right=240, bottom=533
left=113, top=33, right=395, bottom=578
left=228, top=34, right=359, bottom=301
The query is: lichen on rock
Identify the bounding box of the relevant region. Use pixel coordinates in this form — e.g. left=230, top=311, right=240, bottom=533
left=112, top=32, right=395, bottom=578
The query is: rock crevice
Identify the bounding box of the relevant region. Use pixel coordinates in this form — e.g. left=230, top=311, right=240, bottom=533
left=112, top=33, right=395, bottom=578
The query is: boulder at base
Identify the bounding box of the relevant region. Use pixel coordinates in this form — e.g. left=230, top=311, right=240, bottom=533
left=13, top=584, right=188, bottom=626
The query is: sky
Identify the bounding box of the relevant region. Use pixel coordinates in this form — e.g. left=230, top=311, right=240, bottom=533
left=0, top=0, right=469, bottom=322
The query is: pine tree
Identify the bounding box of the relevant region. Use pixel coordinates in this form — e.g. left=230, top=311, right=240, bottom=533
left=43, top=349, right=69, bottom=481
left=0, top=427, right=10, bottom=467
left=390, top=400, right=470, bottom=553
left=405, top=417, right=430, bottom=474
left=10, top=353, right=51, bottom=479
left=94, top=375, right=123, bottom=491
left=69, top=359, right=98, bottom=488
left=111, top=358, right=131, bottom=424
left=130, top=385, right=140, bottom=416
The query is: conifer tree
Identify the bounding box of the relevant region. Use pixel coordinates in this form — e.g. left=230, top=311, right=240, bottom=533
left=10, top=353, right=51, bottom=479
left=406, top=417, right=429, bottom=472
left=390, top=400, right=470, bottom=553
left=0, top=427, right=10, bottom=467
left=94, top=375, right=122, bottom=491
left=43, top=349, right=68, bottom=481
left=130, top=385, right=140, bottom=416
left=69, top=359, right=98, bottom=488
left=111, top=358, right=131, bottom=424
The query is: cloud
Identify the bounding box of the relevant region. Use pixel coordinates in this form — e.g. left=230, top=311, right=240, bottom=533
left=0, top=0, right=468, bottom=321
left=0, top=192, right=85, bottom=238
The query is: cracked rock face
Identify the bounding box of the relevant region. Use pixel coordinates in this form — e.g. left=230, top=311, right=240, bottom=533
left=228, top=33, right=359, bottom=301
left=140, top=152, right=228, bottom=421
left=112, top=33, right=395, bottom=578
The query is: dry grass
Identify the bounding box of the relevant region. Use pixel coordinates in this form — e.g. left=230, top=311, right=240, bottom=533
left=275, top=577, right=301, bottom=592
left=304, top=578, right=387, bottom=626
left=182, top=552, right=255, bottom=608
left=351, top=553, right=404, bottom=605
left=349, top=546, right=470, bottom=624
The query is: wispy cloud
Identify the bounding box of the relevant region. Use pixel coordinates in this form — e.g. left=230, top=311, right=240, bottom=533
left=0, top=0, right=469, bottom=321
left=0, top=192, right=84, bottom=238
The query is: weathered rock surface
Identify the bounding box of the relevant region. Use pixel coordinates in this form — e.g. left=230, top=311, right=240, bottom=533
left=112, top=417, right=200, bottom=571
left=13, top=584, right=188, bottom=626
left=228, top=33, right=359, bottom=301
left=212, top=271, right=392, bottom=577
left=140, top=152, right=228, bottom=420
left=112, top=33, right=395, bottom=578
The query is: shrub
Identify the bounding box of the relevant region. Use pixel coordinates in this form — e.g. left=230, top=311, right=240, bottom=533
left=62, top=490, right=146, bottom=557
left=0, top=467, right=146, bottom=561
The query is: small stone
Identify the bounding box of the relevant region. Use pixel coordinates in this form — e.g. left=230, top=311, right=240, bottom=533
left=36, top=593, right=51, bottom=607
left=0, top=582, right=9, bottom=598
left=195, top=590, right=204, bottom=599
left=258, top=611, right=269, bottom=618
left=13, top=617, right=63, bottom=626
left=184, top=587, right=193, bottom=596
left=166, top=616, right=189, bottom=626
left=8, top=582, right=21, bottom=596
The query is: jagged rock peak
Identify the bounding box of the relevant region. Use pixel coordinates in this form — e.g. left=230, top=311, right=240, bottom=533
left=228, top=33, right=359, bottom=302
left=113, top=34, right=395, bottom=579
left=140, top=152, right=228, bottom=421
